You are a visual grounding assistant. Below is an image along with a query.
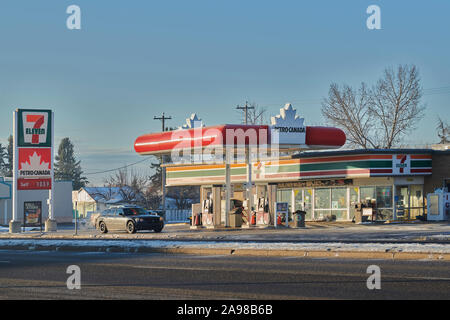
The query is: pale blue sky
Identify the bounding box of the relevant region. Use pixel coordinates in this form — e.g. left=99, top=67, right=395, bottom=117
left=0, top=0, right=449, bottom=185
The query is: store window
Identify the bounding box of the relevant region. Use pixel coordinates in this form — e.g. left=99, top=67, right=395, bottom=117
left=314, top=188, right=331, bottom=220
left=350, top=187, right=359, bottom=206
left=331, top=188, right=347, bottom=209
left=277, top=189, right=292, bottom=212
left=315, top=188, right=330, bottom=209
left=304, top=189, right=313, bottom=220
left=376, top=187, right=392, bottom=208
left=314, top=188, right=330, bottom=221
left=331, top=188, right=348, bottom=220
left=314, top=188, right=348, bottom=221
left=360, top=187, right=376, bottom=202
left=359, top=186, right=393, bottom=221
left=294, top=189, right=303, bottom=211
left=376, top=186, right=393, bottom=220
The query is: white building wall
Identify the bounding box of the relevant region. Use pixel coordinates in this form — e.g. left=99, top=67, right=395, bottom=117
left=0, top=180, right=73, bottom=225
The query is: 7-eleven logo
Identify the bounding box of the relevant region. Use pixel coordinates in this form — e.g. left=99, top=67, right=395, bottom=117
left=26, top=114, right=45, bottom=144
left=394, top=155, right=410, bottom=174
left=19, top=110, right=51, bottom=146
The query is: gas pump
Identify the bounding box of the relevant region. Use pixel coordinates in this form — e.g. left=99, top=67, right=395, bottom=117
left=256, top=197, right=269, bottom=225
left=201, top=198, right=213, bottom=226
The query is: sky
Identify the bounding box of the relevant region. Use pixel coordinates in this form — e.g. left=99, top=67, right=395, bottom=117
left=0, top=0, right=449, bottom=185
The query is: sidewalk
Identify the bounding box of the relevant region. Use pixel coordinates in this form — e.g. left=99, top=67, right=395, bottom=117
left=0, top=237, right=449, bottom=261
left=1, top=221, right=449, bottom=243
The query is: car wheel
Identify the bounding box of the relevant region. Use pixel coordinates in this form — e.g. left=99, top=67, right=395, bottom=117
left=99, top=221, right=108, bottom=233
left=127, top=221, right=136, bottom=234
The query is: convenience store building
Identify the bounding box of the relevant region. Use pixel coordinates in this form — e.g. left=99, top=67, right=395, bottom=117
left=134, top=104, right=449, bottom=226
left=164, top=148, right=449, bottom=224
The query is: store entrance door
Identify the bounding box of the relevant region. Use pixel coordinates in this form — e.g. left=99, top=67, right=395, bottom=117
left=396, top=186, right=410, bottom=219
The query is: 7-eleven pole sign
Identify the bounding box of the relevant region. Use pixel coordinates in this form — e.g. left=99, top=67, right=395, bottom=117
left=12, top=109, right=54, bottom=224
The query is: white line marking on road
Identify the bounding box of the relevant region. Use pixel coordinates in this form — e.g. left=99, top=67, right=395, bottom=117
left=132, top=265, right=212, bottom=271
left=183, top=255, right=228, bottom=259
left=403, top=276, right=450, bottom=281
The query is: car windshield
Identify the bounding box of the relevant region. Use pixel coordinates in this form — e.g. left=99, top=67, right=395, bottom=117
left=122, top=207, right=147, bottom=216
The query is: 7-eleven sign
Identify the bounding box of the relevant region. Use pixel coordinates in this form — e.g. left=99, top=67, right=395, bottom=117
left=393, top=155, right=411, bottom=175
left=18, top=109, right=52, bottom=147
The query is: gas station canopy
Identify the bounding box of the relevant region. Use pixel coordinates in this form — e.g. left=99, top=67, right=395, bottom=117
left=134, top=103, right=346, bottom=156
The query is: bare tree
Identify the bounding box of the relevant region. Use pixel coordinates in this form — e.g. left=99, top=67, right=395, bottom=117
left=247, top=103, right=267, bottom=125
left=236, top=102, right=267, bottom=125
left=166, top=186, right=200, bottom=209
left=370, top=64, right=425, bottom=148
left=103, top=168, right=148, bottom=206
left=436, top=117, right=450, bottom=144
left=322, top=64, right=425, bottom=149
left=92, top=187, right=115, bottom=203
left=322, top=82, right=379, bottom=148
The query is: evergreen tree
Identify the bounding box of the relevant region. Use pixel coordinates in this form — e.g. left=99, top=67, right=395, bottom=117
left=4, top=135, right=13, bottom=177
left=54, top=137, right=88, bottom=190
left=0, top=142, right=6, bottom=176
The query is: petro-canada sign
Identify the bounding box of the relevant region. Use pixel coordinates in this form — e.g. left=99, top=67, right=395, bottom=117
left=17, top=148, right=52, bottom=190
left=270, top=103, right=306, bottom=146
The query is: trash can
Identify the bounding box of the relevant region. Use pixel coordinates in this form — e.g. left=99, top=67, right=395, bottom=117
left=294, top=210, right=306, bottom=228
left=354, top=210, right=362, bottom=224
left=229, top=213, right=242, bottom=227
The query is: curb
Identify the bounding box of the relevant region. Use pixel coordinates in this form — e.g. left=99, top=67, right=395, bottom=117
left=1, top=235, right=449, bottom=244
left=0, top=244, right=448, bottom=261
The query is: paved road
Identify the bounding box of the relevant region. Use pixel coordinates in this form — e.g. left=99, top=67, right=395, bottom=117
left=0, top=250, right=449, bottom=299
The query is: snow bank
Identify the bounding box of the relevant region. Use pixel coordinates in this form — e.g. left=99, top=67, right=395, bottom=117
left=0, top=239, right=449, bottom=253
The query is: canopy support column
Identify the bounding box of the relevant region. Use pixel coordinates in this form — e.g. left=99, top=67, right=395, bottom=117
left=246, top=146, right=253, bottom=226
left=225, top=163, right=231, bottom=228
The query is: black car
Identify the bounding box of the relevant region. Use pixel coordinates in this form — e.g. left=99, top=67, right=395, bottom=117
left=96, top=206, right=164, bottom=234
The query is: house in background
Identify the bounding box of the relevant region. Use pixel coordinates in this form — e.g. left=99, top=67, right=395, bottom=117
left=72, top=186, right=144, bottom=217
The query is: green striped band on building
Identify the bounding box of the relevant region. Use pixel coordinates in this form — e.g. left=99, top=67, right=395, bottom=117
left=166, top=154, right=432, bottom=186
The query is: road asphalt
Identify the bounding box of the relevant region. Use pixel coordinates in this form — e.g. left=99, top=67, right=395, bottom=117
left=0, top=250, right=449, bottom=300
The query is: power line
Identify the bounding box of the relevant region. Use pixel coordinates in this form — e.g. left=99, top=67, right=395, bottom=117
left=257, top=85, right=450, bottom=108
left=84, top=157, right=151, bottom=176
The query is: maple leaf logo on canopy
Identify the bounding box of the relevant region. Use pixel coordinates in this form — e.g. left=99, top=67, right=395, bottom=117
left=270, top=103, right=304, bottom=127
left=20, top=152, right=50, bottom=170
left=180, top=113, right=204, bottom=129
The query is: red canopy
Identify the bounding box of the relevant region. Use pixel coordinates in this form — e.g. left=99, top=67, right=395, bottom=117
left=134, top=124, right=346, bottom=155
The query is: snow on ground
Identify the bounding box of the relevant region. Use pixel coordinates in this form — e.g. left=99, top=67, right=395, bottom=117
left=422, top=234, right=450, bottom=240
left=0, top=239, right=449, bottom=253
left=0, top=226, right=41, bottom=232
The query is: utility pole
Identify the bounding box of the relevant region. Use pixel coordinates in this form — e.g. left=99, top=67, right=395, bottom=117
left=154, top=112, right=172, bottom=132
left=236, top=102, right=256, bottom=227
left=153, top=112, right=172, bottom=220
left=236, top=101, right=255, bottom=125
